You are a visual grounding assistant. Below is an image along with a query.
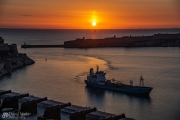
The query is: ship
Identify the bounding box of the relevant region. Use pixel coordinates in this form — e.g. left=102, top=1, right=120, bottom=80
left=84, top=66, right=153, bottom=96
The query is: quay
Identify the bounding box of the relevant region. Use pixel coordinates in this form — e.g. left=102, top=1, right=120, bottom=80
left=0, top=90, right=134, bottom=120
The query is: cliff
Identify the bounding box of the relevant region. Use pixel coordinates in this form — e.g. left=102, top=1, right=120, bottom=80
left=0, top=37, right=35, bottom=76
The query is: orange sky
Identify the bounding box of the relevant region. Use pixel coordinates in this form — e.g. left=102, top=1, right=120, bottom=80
left=0, top=0, right=180, bottom=29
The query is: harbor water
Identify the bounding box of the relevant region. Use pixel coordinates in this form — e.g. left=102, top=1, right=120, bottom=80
left=0, top=29, right=180, bottom=120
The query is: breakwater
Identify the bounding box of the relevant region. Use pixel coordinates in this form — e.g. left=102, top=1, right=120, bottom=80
left=21, top=44, right=64, bottom=48
left=21, top=33, right=180, bottom=48
left=0, top=90, right=133, bottom=120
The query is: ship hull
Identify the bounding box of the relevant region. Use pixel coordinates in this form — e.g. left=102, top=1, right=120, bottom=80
left=85, top=80, right=152, bottom=96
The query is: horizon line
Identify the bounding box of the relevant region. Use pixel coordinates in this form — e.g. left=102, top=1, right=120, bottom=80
left=0, top=28, right=180, bottom=30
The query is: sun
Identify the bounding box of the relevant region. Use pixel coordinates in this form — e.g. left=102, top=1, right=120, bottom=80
left=92, top=21, right=96, bottom=27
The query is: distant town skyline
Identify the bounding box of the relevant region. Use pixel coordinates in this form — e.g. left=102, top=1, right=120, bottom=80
left=0, top=0, right=180, bottom=29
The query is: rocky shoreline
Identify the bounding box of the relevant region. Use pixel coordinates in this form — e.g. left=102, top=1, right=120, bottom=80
left=0, top=36, right=34, bottom=77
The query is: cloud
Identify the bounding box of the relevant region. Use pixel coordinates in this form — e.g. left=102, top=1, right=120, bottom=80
left=0, top=0, right=5, bottom=14
left=21, top=14, right=49, bottom=18
left=21, top=15, right=34, bottom=17
left=0, top=0, right=5, bottom=5
left=175, top=0, right=180, bottom=19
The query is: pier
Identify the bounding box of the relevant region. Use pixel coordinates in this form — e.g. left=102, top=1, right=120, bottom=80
left=0, top=90, right=134, bottom=120
left=21, top=44, right=64, bottom=48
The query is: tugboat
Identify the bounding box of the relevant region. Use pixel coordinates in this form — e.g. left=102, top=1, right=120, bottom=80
left=84, top=66, right=153, bottom=96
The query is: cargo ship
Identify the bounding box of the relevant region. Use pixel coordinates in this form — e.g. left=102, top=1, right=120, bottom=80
left=84, top=66, right=153, bottom=96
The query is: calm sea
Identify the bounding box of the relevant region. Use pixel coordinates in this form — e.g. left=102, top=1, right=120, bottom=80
left=0, top=29, right=180, bottom=120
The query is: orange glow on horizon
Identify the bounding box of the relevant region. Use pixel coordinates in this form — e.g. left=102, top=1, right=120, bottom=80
left=0, top=1, right=179, bottom=29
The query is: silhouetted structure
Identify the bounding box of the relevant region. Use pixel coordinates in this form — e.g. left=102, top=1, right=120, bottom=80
left=37, top=102, right=71, bottom=120
left=20, top=97, right=47, bottom=115
left=0, top=90, right=11, bottom=103
left=0, top=90, right=134, bottom=120
left=101, top=113, right=125, bottom=120
left=0, top=93, right=29, bottom=112
left=69, top=107, right=97, bottom=120
left=64, top=33, right=180, bottom=48
left=0, top=36, right=35, bottom=77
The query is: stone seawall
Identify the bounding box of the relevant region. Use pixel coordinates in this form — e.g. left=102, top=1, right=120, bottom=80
left=64, top=33, right=180, bottom=48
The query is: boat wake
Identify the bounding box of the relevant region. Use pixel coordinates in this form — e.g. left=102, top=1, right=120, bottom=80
left=95, top=56, right=119, bottom=70
left=62, top=53, right=119, bottom=83
left=74, top=71, right=88, bottom=84
left=63, top=53, right=119, bottom=71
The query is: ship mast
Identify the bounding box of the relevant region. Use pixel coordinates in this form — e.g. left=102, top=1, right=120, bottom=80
left=140, top=75, right=144, bottom=87
left=96, top=65, right=99, bottom=72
